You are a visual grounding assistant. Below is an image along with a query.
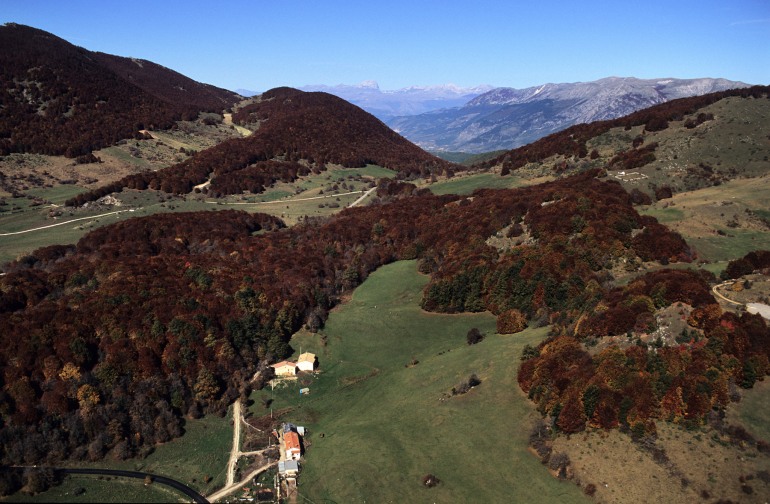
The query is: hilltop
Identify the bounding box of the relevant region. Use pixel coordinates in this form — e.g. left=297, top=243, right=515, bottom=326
left=0, top=23, right=240, bottom=158
left=66, top=86, right=458, bottom=205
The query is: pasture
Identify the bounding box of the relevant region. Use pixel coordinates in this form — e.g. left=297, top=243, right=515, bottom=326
left=254, top=260, right=587, bottom=503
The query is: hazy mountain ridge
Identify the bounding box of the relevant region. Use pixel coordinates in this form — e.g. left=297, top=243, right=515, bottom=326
left=296, top=81, right=494, bottom=120
left=388, top=77, right=749, bottom=153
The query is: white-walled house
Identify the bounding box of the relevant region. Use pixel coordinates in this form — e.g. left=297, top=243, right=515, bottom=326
left=272, top=361, right=297, bottom=376
left=297, top=352, right=317, bottom=372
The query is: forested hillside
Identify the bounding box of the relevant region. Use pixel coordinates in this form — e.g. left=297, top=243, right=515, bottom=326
left=65, top=87, right=459, bottom=205
left=2, top=169, right=768, bottom=465
left=0, top=24, right=240, bottom=158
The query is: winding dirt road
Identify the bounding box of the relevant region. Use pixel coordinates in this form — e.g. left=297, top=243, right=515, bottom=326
left=712, top=281, right=743, bottom=306
left=0, top=209, right=132, bottom=236
left=206, top=401, right=277, bottom=503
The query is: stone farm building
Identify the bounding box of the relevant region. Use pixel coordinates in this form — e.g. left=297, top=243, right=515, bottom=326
left=279, top=459, right=300, bottom=477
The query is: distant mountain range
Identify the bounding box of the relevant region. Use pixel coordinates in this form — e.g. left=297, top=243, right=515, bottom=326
left=386, top=77, right=750, bottom=153
left=237, top=81, right=494, bottom=121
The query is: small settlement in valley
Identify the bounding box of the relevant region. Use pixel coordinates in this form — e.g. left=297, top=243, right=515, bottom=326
left=268, top=352, right=318, bottom=497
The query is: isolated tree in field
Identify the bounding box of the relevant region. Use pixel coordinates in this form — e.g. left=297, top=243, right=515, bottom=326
left=466, top=327, right=483, bottom=345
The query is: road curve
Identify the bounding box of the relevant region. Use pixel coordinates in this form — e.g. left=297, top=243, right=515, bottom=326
left=712, top=281, right=743, bottom=306
left=57, top=468, right=208, bottom=503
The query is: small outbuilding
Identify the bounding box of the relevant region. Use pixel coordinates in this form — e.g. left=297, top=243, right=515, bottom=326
left=297, top=352, right=317, bottom=372
left=278, top=459, right=300, bottom=477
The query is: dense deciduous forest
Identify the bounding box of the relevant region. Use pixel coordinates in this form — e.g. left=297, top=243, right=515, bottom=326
left=479, top=86, right=770, bottom=173
left=65, top=87, right=459, bottom=206
left=92, top=51, right=240, bottom=112
left=0, top=24, right=240, bottom=157
left=3, top=169, right=767, bottom=464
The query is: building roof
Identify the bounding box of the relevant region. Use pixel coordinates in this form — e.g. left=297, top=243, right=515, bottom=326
left=297, top=352, right=316, bottom=363
left=272, top=361, right=297, bottom=369
left=278, top=460, right=300, bottom=473
left=285, top=431, right=301, bottom=452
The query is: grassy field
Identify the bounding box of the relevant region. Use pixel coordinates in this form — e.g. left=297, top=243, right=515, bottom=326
left=638, top=206, right=685, bottom=223
left=424, top=172, right=540, bottom=195
left=729, top=378, right=770, bottom=443
left=637, top=175, right=770, bottom=264
left=7, top=474, right=190, bottom=503
left=688, top=230, right=770, bottom=263
left=253, top=260, right=588, bottom=503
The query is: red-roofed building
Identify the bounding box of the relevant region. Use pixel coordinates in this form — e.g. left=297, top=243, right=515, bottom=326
left=284, top=431, right=301, bottom=460
left=272, top=361, right=297, bottom=376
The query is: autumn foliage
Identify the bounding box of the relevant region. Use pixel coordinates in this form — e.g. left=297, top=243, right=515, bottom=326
left=1, top=169, right=768, bottom=463
left=0, top=24, right=239, bottom=158
left=497, top=309, right=528, bottom=334
left=66, top=87, right=459, bottom=206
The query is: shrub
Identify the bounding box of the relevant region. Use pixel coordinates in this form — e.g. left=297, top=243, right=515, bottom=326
left=466, top=328, right=484, bottom=345
left=421, top=474, right=440, bottom=488
left=452, top=374, right=481, bottom=396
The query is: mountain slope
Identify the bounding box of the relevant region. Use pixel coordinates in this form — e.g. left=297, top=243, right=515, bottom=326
left=387, top=77, right=749, bottom=153
left=92, top=52, right=241, bottom=111
left=0, top=23, right=240, bottom=157
left=67, top=87, right=458, bottom=204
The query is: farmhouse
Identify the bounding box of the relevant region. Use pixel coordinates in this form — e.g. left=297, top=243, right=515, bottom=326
left=284, top=430, right=301, bottom=460
left=297, top=352, right=317, bottom=372
left=272, top=361, right=297, bottom=376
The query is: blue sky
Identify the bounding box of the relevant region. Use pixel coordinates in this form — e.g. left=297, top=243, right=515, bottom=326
left=2, top=0, right=769, bottom=92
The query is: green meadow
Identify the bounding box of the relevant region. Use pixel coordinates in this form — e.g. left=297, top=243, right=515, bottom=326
left=426, top=172, right=530, bottom=195
left=688, top=230, right=770, bottom=263
left=254, top=260, right=587, bottom=503
left=0, top=165, right=395, bottom=264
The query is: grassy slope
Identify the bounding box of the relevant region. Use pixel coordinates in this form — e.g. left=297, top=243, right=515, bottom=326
left=424, top=172, right=553, bottom=196
left=729, top=378, right=770, bottom=443
left=255, top=260, right=587, bottom=503
left=638, top=175, right=770, bottom=265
